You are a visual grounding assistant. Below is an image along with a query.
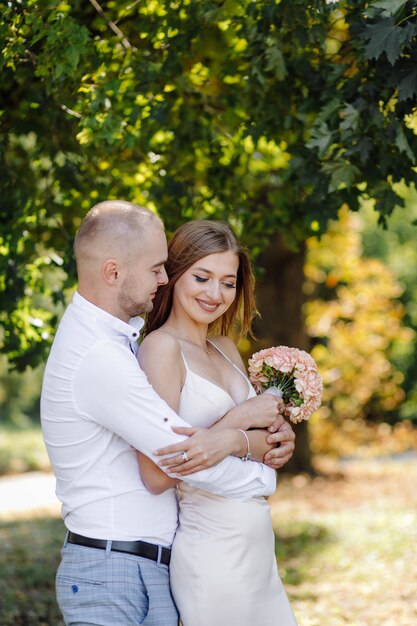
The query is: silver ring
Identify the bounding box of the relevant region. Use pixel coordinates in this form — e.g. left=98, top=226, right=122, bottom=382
left=182, top=451, right=189, bottom=462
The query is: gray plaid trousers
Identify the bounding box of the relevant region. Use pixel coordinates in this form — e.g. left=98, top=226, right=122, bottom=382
left=56, top=539, right=179, bottom=625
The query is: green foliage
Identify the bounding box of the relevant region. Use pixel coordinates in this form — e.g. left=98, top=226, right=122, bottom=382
left=0, top=354, right=43, bottom=427
left=1, top=0, right=417, bottom=367
left=360, top=0, right=417, bottom=97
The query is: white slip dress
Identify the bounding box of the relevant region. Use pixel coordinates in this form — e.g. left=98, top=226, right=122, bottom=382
left=170, top=341, right=298, bottom=626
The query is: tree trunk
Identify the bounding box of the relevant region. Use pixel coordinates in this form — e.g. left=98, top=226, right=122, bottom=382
left=253, top=234, right=312, bottom=473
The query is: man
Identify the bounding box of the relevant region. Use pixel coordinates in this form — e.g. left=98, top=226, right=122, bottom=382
left=41, top=200, right=295, bottom=626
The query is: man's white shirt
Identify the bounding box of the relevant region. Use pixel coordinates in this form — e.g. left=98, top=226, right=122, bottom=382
left=41, top=292, right=276, bottom=545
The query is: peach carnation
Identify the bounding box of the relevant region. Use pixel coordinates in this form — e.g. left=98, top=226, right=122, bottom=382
left=248, top=346, right=323, bottom=423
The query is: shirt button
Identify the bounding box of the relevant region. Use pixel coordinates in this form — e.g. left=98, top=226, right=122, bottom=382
left=71, top=585, right=78, bottom=594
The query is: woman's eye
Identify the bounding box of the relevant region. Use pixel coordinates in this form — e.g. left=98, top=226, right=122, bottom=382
left=194, top=275, right=208, bottom=283
left=223, top=282, right=236, bottom=289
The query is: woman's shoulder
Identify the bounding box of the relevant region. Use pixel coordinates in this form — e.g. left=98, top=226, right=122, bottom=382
left=138, top=329, right=185, bottom=391
left=139, top=329, right=182, bottom=360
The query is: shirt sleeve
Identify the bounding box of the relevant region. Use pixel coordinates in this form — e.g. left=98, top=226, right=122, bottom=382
left=74, top=340, right=276, bottom=499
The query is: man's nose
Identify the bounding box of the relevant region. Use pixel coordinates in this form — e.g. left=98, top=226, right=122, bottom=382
left=158, top=266, right=169, bottom=285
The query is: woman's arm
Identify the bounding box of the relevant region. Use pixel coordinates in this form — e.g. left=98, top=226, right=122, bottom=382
left=138, top=332, right=261, bottom=485
left=137, top=332, right=252, bottom=490
left=136, top=331, right=183, bottom=495
left=212, top=393, right=283, bottom=431
left=137, top=451, right=178, bottom=495
left=207, top=336, right=294, bottom=466
left=211, top=418, right=275, bottom=463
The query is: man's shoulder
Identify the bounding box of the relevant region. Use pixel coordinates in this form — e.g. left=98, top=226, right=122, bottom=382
left=48, top=304, right=130, bottom=367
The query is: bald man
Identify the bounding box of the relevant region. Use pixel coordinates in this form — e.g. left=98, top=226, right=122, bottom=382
left=41, top=200, right=295, bottom=626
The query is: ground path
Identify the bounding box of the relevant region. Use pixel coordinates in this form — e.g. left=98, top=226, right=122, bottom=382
left=0, top=471, right=59, bottom=519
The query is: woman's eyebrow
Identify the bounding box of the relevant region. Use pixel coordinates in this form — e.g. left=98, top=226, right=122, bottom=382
left=194, top=266, right=237, bottom=278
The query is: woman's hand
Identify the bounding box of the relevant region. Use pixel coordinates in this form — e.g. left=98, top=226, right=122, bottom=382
left=226, top=393, right=285, bottom=431
left=263, top=420, right=296, bottom=470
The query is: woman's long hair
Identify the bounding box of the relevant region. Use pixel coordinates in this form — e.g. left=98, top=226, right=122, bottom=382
left=145, top=220, right=258, bottom=338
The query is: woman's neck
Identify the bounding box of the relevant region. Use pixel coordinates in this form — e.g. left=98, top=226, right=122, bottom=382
left=163, top=313, right=209, bottom=349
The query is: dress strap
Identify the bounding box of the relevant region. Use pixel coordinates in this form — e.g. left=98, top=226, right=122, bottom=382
left=206, top=338, right=234, bottom=363
left=206, top=339, right=252, bottom=394
left=207, top=339, right=245, bottom=374
left=179, top=349, right=191, bottom=372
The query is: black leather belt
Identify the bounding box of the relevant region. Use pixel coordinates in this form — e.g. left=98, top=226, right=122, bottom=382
left=67, top=532, right=171, bottom=565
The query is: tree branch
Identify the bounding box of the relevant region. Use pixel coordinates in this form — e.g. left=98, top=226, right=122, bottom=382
left=88, top=0, right=132, bottom=49
left=61, top=104, right=82, bottom=119
left=114, top=0, right=142, bottom=25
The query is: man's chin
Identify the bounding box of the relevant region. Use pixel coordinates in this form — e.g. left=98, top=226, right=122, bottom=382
left=123, top=302, right=153, bottom=318
left=136, top=301, right=154, bottom=316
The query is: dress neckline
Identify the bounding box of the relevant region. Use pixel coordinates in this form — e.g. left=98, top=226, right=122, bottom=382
left=180, top=340, right=253, bottom=405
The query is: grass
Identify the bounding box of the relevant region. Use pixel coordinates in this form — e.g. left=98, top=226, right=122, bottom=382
left=0, top=425, right=50, bottom=475
left=0, top=516, right=64, bottom=626
left=270, top=458, right=417, bottom=626
left=0, top=457, right=416, bottom=625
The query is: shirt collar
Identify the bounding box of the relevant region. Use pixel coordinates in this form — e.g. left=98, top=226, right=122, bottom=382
left=73, top=291, right=144, bottom=341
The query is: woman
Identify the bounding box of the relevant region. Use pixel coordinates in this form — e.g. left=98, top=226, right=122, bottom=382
left=137, top=220, right=298, bottom=626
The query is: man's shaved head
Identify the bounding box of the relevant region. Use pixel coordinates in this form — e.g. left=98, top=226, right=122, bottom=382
left=74, top=200, right=162, bottom=269
left=73, top=200, right=168, bottom=320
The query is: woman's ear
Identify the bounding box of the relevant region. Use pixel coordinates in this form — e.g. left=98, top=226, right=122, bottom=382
left=102, top=259, right=120, bottom=285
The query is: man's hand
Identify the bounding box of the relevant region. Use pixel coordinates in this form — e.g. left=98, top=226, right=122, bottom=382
left=263, top=420, right=295, bottom=470
left=154, top=427, right=241, bottom=476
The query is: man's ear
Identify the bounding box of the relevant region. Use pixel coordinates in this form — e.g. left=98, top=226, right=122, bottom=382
left=102, top=259, right=120, bottom=285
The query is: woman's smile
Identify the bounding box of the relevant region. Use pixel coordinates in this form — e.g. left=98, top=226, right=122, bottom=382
left=196, top=298, right=221, bottom=313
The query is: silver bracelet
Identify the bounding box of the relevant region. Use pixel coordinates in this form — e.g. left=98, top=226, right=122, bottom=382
left=237, top=429, right=252, bottom=461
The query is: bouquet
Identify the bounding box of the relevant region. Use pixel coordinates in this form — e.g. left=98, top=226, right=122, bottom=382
left=248, top=346, right=323, bottom=423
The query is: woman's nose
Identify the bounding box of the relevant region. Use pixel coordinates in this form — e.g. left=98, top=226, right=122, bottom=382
left=205, top=281, right=221, bottom=299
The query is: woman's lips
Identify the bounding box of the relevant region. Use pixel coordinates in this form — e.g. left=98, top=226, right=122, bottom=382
left=196, top=299, right=220, bottom=312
